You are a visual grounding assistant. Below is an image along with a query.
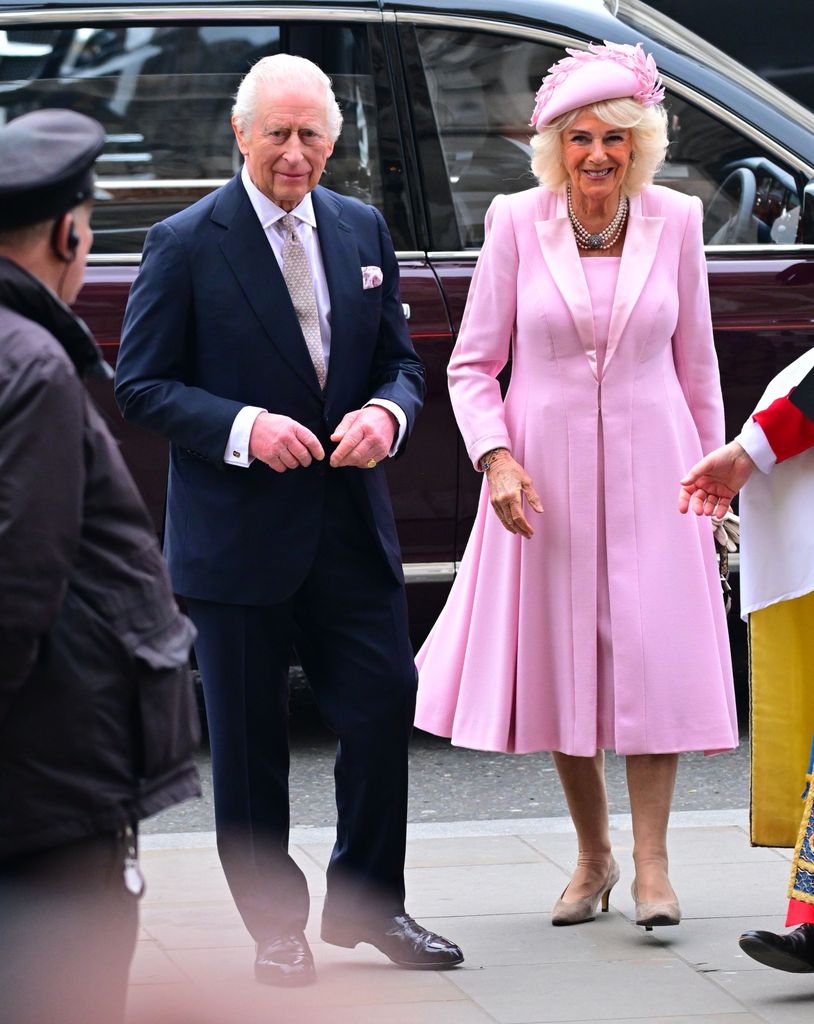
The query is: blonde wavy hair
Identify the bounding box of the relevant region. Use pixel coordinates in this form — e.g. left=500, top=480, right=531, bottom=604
left=530, top=98, right=668, bottom=195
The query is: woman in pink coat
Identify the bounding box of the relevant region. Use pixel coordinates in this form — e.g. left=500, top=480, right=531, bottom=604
left=415, top=42, right=738, bottom=930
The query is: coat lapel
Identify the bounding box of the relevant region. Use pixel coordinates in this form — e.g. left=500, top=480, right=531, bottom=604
left=535, top=191, right=598, bottom=378
left=604, top=193, right=665, bottom=373
left=215, top=177, right=323, bottom=396
left=312, top=187, right=361, bottom=396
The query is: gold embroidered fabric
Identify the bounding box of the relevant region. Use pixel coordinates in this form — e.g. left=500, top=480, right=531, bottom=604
left=789, top=767, right=814, bottom=906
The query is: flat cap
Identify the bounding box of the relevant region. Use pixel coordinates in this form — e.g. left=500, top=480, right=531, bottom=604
left=0, top=109, right=105, bottom=230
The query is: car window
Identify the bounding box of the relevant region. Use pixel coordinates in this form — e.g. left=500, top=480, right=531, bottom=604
left=658, top=95, right=803, bottom=245
left=404, top=24, right=804, bottom=250
left=0, top=21, right=414, bottom=252
left=400, top=25, right=554, bottom=250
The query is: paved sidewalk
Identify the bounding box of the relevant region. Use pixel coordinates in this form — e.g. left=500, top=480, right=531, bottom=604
left=128, top=811, right=812, bottom=1024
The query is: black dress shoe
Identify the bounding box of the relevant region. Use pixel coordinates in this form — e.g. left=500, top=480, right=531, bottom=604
left=321, top=912, right=464, bottom=969
left=739, top=924, right=814, bottom=973
left=254, top=931, right=316, bottom=986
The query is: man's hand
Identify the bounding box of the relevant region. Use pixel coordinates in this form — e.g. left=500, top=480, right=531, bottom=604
left=330, top=406, right=397, bottom=469
left=484, top=450, right=543, bottom=539
left=678, top=440, right=757, bottom=517
left=248, top=412, right=324, bottom=472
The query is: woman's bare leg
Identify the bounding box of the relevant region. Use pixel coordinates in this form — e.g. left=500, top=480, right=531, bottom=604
left=551, top=750, right=613, bottom=901
left=626, top=752, right=679, bottom=903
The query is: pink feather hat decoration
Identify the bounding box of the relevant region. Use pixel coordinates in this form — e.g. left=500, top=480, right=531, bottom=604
left=530, top=41, right=665, bottom=131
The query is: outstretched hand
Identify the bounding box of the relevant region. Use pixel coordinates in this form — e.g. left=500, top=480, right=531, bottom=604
left=678, top=440, right=757, bottom=517
left=484, top=451, right=543, bottom=539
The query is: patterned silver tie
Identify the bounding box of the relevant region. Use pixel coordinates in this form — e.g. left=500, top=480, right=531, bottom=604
left=280, top=214, right=327, bottom=389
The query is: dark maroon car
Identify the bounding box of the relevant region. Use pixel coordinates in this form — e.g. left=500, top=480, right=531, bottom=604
left=2, top=0, right=814, bottom=668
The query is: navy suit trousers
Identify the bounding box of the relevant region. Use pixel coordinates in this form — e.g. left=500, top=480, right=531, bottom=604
left=186, top=472, right=417, bottom=940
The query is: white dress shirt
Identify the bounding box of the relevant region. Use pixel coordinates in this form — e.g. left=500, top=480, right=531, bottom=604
left=224, top=166, right=406, bottom=466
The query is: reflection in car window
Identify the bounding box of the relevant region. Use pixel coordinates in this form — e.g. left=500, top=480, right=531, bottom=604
left=0, top=22, right=412, bottom=252
left=406, top=26, right=803, bottom=249
left=407, top=27, right=556, bottom=250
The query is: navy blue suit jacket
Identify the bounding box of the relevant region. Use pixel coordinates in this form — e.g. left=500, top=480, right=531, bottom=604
left=115, top=176, right=425, bottom=605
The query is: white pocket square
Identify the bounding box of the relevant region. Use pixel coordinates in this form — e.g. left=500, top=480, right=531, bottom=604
left=361, top=265, right=383, bottom=289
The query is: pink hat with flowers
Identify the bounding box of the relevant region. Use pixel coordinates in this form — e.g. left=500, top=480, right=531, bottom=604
left=530, top=41, right=664, bottom=131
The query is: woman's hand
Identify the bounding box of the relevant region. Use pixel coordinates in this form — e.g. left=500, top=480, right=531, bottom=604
left=483, top=450, right=544, bottom=538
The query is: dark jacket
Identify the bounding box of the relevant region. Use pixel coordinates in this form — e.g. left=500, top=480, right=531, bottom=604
left=0, top=256, right=200, bottom=860
left=115, top=179, right=425, bottom=605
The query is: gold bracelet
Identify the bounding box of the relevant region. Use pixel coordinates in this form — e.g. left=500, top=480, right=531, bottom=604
left=480, top=447, right=508, bottom=472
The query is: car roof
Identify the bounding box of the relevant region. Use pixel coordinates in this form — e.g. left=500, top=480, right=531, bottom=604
left=2, top=0, right=813, bottom=168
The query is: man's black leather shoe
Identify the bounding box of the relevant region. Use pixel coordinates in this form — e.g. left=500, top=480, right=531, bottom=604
left=254, top=931, right=316, bottom=986
left=739, top=924, right=814, bottom=973
left=321, top=912, right=464, bottom=969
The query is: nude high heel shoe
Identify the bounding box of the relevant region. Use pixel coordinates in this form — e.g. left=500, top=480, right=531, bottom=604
left=631, top=881, right=681, bottom=931
left=551, top=858, right=620, bottom=926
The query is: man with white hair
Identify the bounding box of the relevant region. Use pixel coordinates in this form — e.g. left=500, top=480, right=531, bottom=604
left=115, top=54, right=463, bottom=986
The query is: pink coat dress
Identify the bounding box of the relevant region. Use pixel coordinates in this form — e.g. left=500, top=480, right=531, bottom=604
left=414, top=185, right=738, bottom=756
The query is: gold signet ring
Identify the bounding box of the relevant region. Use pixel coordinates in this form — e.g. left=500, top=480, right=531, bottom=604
left=366, top=458, right=377, bottom=469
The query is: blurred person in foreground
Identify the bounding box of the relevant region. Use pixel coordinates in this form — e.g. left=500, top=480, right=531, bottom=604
left=115, top=54, right=462, bottom=985
left=0, top=110, right=200, bottom=1024
left=681, top=360, right=814, bottom=972
left=415, top=41, right=738, bottom=930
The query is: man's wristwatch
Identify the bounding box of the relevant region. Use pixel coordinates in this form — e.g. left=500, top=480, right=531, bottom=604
left=480, top=447, right=508, bottom=472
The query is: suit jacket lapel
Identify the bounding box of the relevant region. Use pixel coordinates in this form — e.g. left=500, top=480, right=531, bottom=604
left=312, top=187, right=360, bottom=396
left=215, top=177, right=323, bottom=396
left=535, top=191, right=598, bottom=378
left=604, top=193, right=665, bottom=373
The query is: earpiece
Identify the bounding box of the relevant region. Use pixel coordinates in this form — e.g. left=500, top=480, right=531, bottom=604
left=51, top=216, right=78, bottom=264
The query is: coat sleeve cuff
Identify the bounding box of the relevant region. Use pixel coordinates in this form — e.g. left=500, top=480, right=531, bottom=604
left=737, top=418, right=776, bottom=475
left=469, top=435, right=512, bottom=472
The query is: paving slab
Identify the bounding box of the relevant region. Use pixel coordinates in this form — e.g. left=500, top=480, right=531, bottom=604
left=664, top=860, right=794, bottom=920
left=126, top=817, right=814, bottom=1024
left=520, top=825, right=789, bottom=869
left=578, top=1017, right=759, bottom=1024
left=127, top=984, right=493, bottom=1024
left=646, top=913, right=793, bottom=974
left=447, top=957, right=746, bottom=1022
left=138, top=847, right=232, bottom=903
left=404, top=861, right=574, bottom=918
left=164, top=942, right=468, bottom=1005
left=302, top=833, right=547, bottom=869
left=140, top=900, right=252, bottom=950
left=708, top=968, right=814, bottom=1024
left=654, top=827, right=790, bottom=866
left=129, top=940, right=189, bottom=986
left=425, top=911, right=668, bottom=968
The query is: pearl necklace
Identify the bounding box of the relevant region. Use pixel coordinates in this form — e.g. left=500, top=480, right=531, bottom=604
left=567, top=185, right=629, bottom=250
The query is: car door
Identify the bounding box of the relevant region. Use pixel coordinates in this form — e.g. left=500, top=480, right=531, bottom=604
left=395, top=16, right=814, bottom=562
